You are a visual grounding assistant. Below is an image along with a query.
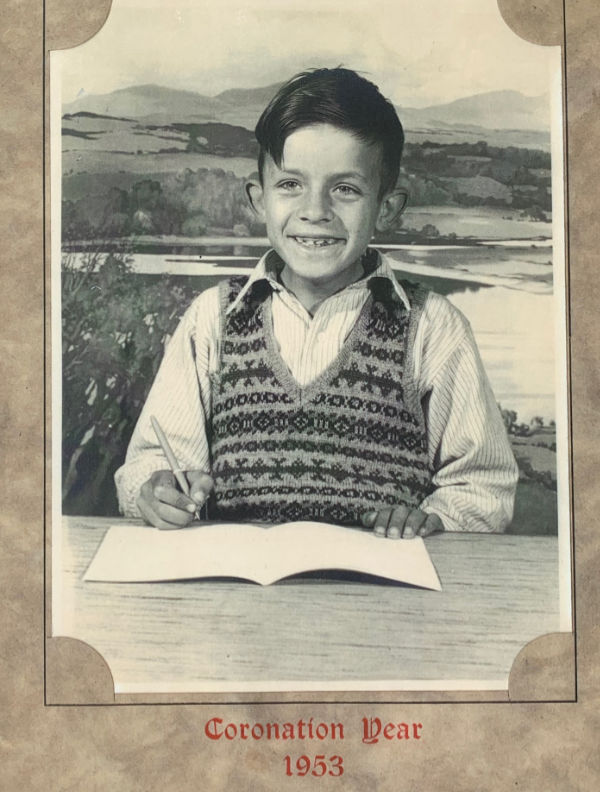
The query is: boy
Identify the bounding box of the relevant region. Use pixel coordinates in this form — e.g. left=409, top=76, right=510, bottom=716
left=115, top=68, right=517, bottom=538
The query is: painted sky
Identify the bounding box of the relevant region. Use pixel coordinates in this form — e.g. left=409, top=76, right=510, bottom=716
left=56, top=0, right=558, bottom=106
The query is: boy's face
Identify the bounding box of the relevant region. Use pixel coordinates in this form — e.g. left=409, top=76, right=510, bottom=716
left=248, top=124, right=402, bottom=297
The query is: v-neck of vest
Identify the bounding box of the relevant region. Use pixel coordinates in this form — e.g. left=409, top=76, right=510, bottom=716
left=261, top=291, right=378, bottom=401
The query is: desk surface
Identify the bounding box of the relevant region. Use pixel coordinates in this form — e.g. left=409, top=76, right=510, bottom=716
left=55, top=516, right=563, bottom=693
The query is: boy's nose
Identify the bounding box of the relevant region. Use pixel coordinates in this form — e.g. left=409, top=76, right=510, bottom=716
left=298, top=189, right=333, bottom=223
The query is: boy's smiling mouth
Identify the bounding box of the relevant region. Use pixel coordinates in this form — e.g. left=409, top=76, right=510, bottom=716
left=290, top=235, right=345, bottom=248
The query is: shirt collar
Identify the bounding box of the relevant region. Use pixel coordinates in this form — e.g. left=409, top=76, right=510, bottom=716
left=226, top=248, right=411, bottom=314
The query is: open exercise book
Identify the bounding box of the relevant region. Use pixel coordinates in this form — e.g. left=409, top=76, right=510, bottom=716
left=84, top=521, right=442, bottom=590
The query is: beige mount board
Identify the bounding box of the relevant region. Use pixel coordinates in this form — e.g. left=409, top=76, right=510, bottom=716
left=1, top=0, right=597, bottom=789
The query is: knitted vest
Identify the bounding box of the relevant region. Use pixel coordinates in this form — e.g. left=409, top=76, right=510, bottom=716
left=208, top=274, right=432, bottom=525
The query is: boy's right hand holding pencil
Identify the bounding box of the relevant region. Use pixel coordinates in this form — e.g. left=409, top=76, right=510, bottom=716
left=137, top=469, right=214, bottom=530
left=137, top=416, right=214, bottom=529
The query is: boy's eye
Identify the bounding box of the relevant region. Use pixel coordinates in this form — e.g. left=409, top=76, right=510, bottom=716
left=334, top=184, right=361, bottom=197
left=277, top=180, right=301, bottom=191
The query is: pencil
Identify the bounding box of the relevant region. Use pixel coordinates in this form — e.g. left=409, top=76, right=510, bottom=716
left=150, top=415, right=191, bottom=496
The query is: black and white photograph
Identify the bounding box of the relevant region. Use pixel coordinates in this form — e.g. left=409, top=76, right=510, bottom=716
left=51, top=0, right=572, bottom=696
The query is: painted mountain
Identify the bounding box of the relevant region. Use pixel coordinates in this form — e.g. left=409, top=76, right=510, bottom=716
left=63, top=83, right=550, bottom=137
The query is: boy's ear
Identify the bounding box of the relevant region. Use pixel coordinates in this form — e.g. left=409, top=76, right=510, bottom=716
left=245, top=177, right=266, bottom=220
left=375, top=189, right=408, bottom=232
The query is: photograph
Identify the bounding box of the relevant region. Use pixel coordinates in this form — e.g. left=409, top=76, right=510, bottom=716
left=50, top=0, right=572, bottom=696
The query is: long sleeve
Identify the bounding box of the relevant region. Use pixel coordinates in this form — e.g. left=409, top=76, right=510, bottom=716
left=415, top=292, right=518, bottom=532
left=114, top=287, right=221, bottom=517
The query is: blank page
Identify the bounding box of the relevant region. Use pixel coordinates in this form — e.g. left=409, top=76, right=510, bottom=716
left=83, top=521, right=442, bottom=590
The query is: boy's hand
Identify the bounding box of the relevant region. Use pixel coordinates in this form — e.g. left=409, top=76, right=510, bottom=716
left=137, top=469, right=214, bottom=530
left=361, top=507, right=444, bottom=539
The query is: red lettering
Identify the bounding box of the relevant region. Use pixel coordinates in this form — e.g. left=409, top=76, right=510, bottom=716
left=361, top=717, right=381, bottom=744
left=316, top=723, right=328, bottom=740
left=331, top=722, right=344, bottom=740
left=204, top=717, right=223, bottom=740
left=383, top=723, right=396, bottom=739
left=284, top=756, right=344, bottom=777
left=397, top=723, right=410, bottom=739
left=362, top=717, right=424, bottom=743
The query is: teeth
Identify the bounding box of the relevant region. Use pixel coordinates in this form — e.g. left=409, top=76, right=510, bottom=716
left=295, top=237, right=340, bottom=247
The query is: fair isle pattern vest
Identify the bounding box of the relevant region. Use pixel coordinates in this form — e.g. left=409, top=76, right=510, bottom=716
left=208, top=274, right=433, bottom=525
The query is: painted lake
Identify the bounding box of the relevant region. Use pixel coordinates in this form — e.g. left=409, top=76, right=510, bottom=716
left=66, top=239, right=562, bottom=424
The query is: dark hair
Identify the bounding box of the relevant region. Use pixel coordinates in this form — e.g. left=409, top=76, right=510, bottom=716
left=255, top=68, right=404, bottom=196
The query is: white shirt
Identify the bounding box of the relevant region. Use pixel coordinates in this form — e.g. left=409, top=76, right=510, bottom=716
left=115, top=252, right=518, bottom=531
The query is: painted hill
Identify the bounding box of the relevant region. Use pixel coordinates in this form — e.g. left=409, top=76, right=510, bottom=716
left=63, top=84, right=230, bottom=124
left=401, top=90, right=550, bottom=131
left=215, top=82, right=284, bottom=107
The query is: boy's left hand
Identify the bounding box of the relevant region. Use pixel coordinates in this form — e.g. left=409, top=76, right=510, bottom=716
left=361, top=507, right=444, bottom=539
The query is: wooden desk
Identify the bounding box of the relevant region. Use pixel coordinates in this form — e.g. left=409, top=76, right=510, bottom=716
left=55, top=516, right=563, bottom=693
